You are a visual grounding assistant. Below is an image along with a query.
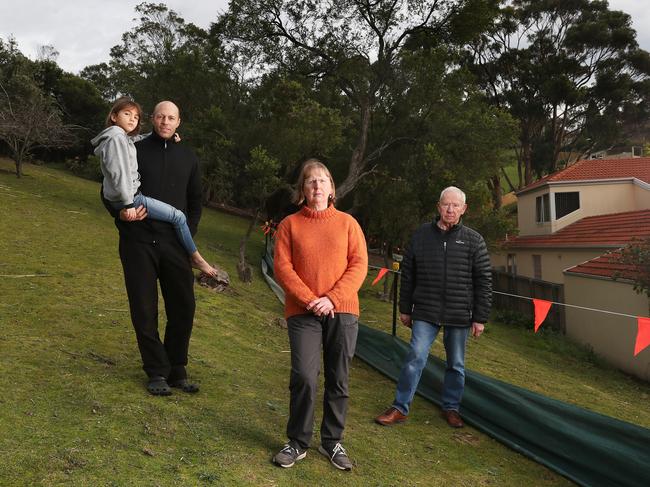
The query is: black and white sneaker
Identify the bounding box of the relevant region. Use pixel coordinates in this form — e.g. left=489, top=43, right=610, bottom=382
left=272, top=443, right=306, bottom=468
left=318, top=442, right=353, bottom=471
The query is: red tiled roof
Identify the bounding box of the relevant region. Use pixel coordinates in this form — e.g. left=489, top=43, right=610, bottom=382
left=565, top=251, right=639, bottom=280
left=519, top=157, right=650, bottom=194
left=503, top=209, right=650, bottom=248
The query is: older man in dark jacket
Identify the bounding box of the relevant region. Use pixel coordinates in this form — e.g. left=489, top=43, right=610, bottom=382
left=375, top=186, right=492, bottom=428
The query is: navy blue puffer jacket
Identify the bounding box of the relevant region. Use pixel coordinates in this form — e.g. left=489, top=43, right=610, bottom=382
left=398, top=219, right=492, bottom=326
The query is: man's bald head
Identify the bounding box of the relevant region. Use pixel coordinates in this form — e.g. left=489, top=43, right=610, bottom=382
left=151, top=101, right=181, bottom=140
left=153, top=101, right=180, bottom=118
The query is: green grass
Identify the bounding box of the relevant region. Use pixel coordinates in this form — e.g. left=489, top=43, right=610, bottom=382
left=1, top=159, right=648, bottom=486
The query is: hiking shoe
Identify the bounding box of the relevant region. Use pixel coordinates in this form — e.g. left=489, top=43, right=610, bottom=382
left=273, top=443, right=306, bottom=468
left=318, top=442, right=353, bottom=471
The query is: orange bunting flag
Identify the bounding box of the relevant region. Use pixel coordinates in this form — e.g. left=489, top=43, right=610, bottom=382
left=533, top=299, right=553, bottom=333
left=371, top=267, right=389, bottom=286
left=634, top=317, right=650, bottom=356
left=260, top=221, right=276, bottom=237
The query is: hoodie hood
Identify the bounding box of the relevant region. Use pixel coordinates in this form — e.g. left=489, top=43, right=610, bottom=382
left=91, top=125, right=126, bottom=148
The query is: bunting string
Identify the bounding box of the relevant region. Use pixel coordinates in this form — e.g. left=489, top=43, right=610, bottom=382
left=493, top=291, right=639, bottom=319
left=494, top=291, right=649, bottom=355
left=362, top=270, right=649, bottom=355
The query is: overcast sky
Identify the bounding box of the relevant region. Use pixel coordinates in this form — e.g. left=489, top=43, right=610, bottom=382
left=1, top=0, right=648, bottom=74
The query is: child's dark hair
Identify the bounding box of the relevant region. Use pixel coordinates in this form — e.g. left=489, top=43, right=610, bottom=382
left=105, top=97, right=142, bottom=135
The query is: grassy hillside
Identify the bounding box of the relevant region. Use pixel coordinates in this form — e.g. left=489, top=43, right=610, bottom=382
left=1, top=159, right=648, bottom=486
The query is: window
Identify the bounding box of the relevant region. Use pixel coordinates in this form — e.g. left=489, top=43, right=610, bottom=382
left=536, top=194, right=550, bottom=223
left=507, top=254, right=517, bottom=275
left=555, top=192, right=579, bottom=219
left=533, top=255, right=542, bottom=280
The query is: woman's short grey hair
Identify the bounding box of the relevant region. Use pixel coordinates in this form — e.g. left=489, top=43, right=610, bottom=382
left=439, top=186, right=466, bottom=204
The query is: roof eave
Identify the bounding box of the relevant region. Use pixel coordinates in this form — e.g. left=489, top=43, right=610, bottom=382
left=516, top=177, right=639, bottom=196
left=563, top=271, right=637, bottom=284
left=502, top=243, right=625, bottom=250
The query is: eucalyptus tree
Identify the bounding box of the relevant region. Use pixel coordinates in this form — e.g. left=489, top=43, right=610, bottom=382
left=222, top=0, right=493, bottom=199
left=469, top=0, right=650, bottom=186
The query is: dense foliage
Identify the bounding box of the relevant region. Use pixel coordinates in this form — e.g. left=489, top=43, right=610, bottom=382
left=2, top=0, right=648, bottom=257
left=468, top=0, right=650, bottom=187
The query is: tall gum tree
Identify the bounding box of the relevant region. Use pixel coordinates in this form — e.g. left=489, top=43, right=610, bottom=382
left=469, top=0, right=650, bottom=187
left=222, top=0, right=491, bottom=199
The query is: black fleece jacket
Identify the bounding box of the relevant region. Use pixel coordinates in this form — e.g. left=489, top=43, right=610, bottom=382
left=101, top=132, right=203, bottom=243
left=399, top=219, right=492, bottom=326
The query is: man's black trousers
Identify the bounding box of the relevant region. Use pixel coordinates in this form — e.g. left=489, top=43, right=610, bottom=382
left=286, top=313, right=359, bottom=450
left=119, top=236, right=196, bottom=381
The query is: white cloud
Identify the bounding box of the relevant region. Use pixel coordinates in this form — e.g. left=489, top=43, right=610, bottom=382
left=0, top=1, right=228, bottom=73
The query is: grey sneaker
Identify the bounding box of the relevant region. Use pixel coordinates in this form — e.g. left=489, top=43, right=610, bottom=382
left=318, top=442, right=352, bottom=471
left=273, top=443, right=306, bottom=468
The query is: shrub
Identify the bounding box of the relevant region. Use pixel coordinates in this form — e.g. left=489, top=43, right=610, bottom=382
left=65, top=155, right=102, bottom=182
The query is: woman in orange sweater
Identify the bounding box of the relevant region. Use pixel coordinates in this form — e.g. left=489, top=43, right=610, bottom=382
left=272, top=159, right=368, bottom=471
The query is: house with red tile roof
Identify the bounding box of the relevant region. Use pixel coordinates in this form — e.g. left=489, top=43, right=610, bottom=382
left=493, top=157, right=650, bottom=283
left=491, top=157, right=650, bottom=379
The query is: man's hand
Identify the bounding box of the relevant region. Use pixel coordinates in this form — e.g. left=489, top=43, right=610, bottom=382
left=400, top=313, right=412, bottom=328
left=307, top=296, right=335, bottom=318
left=119, top=205, right=147, bottom=221
left=471, top=322, right=485, bottom=338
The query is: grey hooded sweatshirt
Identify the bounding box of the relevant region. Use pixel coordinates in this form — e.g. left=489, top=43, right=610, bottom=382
left=91, top=125, right=141, bottom=207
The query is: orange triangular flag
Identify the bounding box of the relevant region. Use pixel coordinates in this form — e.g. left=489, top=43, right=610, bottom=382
left=371, top=267, right=389, bottom=286
left=634, top=317, right=650, bottom=356
left=533, top=299, right=552, bottom=332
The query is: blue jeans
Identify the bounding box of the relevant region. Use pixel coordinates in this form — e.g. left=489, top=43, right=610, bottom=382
left=111, top=193, right=197, bottom=255
left=393, top=320, right=470, bottom=414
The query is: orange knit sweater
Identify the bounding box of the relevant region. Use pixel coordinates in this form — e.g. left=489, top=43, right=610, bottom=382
left=273, top=205, right=368, bottom=319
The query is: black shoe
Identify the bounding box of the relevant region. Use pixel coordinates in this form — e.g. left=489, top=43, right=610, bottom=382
left=146, top=376, right=172, bottom=396
left=168, top=378, right=199, bottom=393
left=318, top=442, right=352, bottom=471
left=273, top=443, right=307, bottom=468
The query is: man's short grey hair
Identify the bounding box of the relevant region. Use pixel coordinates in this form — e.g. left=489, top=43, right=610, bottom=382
left=439, top=186, right=466, bottom=204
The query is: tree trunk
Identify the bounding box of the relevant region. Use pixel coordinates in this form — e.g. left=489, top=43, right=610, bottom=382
left=15, top=157, right=22, bottom=178
left=336, top=101, right=371, bottom=200
left=237, top=210, right=259, bottom=283
left=489, top=175, right=502, bottom=209
left=500, top=166, right=516, bottom=194
left=522, top=140, right=533, bottom=186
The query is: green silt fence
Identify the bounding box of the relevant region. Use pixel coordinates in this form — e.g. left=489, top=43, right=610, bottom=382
left=355, top=324, right=650, bottom=487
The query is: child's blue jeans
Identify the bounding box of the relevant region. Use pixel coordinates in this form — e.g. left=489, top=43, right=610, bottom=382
left=111, top=192, right=197, bottom=255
